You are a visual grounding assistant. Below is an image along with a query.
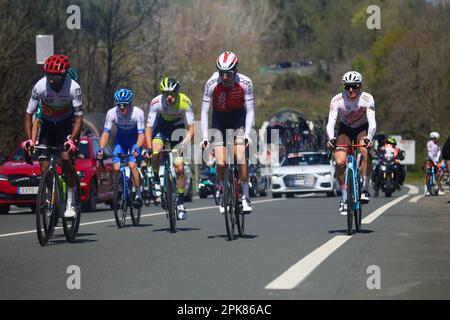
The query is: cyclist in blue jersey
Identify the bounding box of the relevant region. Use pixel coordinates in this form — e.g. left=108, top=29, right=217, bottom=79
left=97, top=89, right=145, bottom=208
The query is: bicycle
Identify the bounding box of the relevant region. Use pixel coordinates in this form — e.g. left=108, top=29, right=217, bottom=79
left=426, top=162, right=439, bottom=196
left=156, top=140, right=179, bottom=233
left=112, top=153, right=141, bottom=228
left=25, top=145, right=81, bottom=246
left=336, top=144, right=365, bottom=235
left=222, top=143, right=248, bottom=241
left=140, top=159, right=159, bottom=207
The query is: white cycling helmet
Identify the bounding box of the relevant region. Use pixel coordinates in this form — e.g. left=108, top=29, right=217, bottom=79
left=430, top=132, right=440, bottom=139
left=216, top=51, right=239, bottom=72
left=342, top=71, right=363, bottom=84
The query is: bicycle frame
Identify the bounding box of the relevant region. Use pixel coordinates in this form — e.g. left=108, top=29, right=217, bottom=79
left=344, top=153, right=361, bottom=212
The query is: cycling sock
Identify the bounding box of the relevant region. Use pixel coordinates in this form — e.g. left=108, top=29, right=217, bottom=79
left=135, top=187, right=142, bottom=198
left=67, top=188, right=74, bottom=203
left=363, top=176, right=370, bottom=192
left=242, top=182, right=250, bottom=199
left=178, top=192, right=184, bottom=205
left=340, top=185, right=347, bottom=201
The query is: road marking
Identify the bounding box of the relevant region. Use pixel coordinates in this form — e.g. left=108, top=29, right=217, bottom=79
left=409, top=195, right=424, bottom=203
left=0, top=198, right=284, bottom=239
left=266, top=194, right=410, bottom=290
left=362, top=195, right=409, bottom=224
left=404, top=184, right=419, bottom=195
left=265, top=235, right=352, bottom=290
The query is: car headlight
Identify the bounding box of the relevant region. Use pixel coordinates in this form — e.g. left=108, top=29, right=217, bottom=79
left=380, top=166, right=386, bottom=171
left=77, top=171, right=86, bottom=180
left=0, top=174, right=8, bottom=181
left=317, top=172, right=332, bottom=178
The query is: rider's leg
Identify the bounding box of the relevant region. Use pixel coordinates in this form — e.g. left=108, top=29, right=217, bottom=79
left=174, top=157, right=185, bottom=204
left=151, top=138, right=164, bottom=183
left=61, top=152, right=77, bottom=217
left=215, top=145, right=227, bottom=190
left=357, top=132, right=372, bottom=195
left=236, top=137, right=249, bottom=198
left=335, top=134, right=350, bottom=201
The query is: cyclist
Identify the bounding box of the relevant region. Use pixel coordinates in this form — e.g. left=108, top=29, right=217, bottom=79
left=32, top=67, right=79, bottom=144
left=372, top=137, right=405, bottom=196
left=424, top=132, right=445, bottom=196
left=326, top=71, right=376, bottom=215
left=201, top=50, right=255, bottom=214
left=22, top=55, right=83, bottom=218
left=97, top=89, right=145, bottom=208
left=144, top=77, right=195, bottom=220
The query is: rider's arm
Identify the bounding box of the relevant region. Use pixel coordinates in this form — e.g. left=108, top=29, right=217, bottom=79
left=145, top=103, right=158, bottom=149
left=31, top=118, right=41, bottom=144
left=182, top=103, right=196, bottom=145
left=244, top=80, right=255, bottom=137
left=100, top=108, right=115, bottom=149
left=366, top=97, right=376, bottom=140
left=326, top=99, right=339, bottom=140
left=136, top=108, right=145, bottom=149
left=201, top=80, right=214, bottom=141
left=25, top=84, right=41, bottom=140
left=70, top=82, right=83, bottom=140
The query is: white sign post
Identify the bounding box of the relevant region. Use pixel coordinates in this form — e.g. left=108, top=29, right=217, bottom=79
left=36, top=35, right=54, bottom=64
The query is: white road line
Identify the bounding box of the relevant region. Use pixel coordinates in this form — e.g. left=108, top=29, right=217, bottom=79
left=362, top=195, right=409, bottom=224
left=0, top=198, right=284, bottom=239
left=404, top=184, right=419, bottom=195
left=265, top=235, right=352, bottom=290
left=266, top=194, right=410, bottom=290
left=409, top=195, right=424, bottom=203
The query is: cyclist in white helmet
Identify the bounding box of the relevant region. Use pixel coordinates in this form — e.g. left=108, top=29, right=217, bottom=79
left=424, top=131, right=445, bottom=196
left=326, top=71, right=376, bottom=216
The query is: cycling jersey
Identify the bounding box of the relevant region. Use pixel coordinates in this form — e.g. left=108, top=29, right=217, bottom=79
left=146, top=93, right=195, bottom=127
left=326, top=91, right=376, bottom=140
left=201, top=72, right=255, bottom=139
left=26, top=76, right=83, bottom=122
left=427, top=140, right=441, bottom=165
left=104, top=106, right=145, bottom=146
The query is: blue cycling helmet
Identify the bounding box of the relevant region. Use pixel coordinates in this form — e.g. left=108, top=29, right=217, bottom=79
left=114, top=88, right=134, bottom=103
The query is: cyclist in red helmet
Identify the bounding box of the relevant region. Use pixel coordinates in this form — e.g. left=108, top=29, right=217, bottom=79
left=22, top=54, right=83, bottom=218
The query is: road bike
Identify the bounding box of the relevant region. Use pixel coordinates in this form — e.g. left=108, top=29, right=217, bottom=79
left=25, top=145, right=81, bottom=246
left=112, top=153, right=141, bottom=228
left=426, top=163, right=439, bottom=196
left=336, top=144, right=364, bottom=235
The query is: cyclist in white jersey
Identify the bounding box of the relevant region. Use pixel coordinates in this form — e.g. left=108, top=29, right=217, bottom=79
left=97, top=89, right=145, bottom=208
left=425, top=132, right=445, bottom=196
left=23, top=55, right=83, bottom=218
left=326, top=71, right=376, bottom=216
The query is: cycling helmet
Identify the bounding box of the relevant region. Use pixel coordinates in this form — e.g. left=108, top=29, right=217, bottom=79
left=66, top=67, right=79, bottom=81
left=216, top=51, right=239, bottom=72
left=43, top=54, right=70, bottom=74
left=114, top=88, right=134, bottom=103
left=430, top=132, right=440, bottom=139
left=160, top=77, right=180, bottom=93
left=342, top=71, right=363, bottom=84
left=387, top=137, right=397, bottom=146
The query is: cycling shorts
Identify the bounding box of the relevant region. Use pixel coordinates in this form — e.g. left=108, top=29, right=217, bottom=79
left=152, top=115, right=185, bottom=149
left=37, top=117, right=75, bottom=161
left=211, top=108, right=246, bottom=147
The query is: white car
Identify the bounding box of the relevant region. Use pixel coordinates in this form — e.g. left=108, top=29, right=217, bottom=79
left=271, top=152, right=337, bottom=198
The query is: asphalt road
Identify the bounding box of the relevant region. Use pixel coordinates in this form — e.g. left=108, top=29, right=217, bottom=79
left=1, top=185, right=449, bottom=300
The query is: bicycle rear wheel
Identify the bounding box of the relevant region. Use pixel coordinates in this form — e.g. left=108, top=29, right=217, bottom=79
left=113, top=173, right=127, bottom=228
left=223, top=168, right=236, bottom=241
left=63, top=171, right=82, bottom=243
left=130, top=186, right=141, bottom=226
left=346, top=169, right=354, bottom=236
left=164, top=168, right=177, bottom=233
left=36, top=168, right=57, bottom=246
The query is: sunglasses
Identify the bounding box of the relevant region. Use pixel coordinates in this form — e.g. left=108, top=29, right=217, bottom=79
left=344, top=84, right=361, bottom=90
left=219, top=70, right=234, bottom=77
left=116, top=102, right=130, bottom=109
left=163, top=91, right=177, bottom=97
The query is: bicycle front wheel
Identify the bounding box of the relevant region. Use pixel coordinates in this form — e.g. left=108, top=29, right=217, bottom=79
left=164, top=168, right=177, bottom=233
left=113, top=172, right=127, bottom=228
left=223, top=168, right=236, bottom=241
left=346, top=169, right=354, bottom=236
left=36, top=168, right=57, bottom=246
left=63, top=171, right=82, bottom=243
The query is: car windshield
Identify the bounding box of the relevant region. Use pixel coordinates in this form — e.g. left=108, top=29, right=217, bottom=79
left=9, top=143, right=90, bottom=161
left=283, top=154, right=329, bottom=166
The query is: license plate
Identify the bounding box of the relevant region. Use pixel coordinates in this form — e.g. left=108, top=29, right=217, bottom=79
left=18, top=187, right=39, bottom=195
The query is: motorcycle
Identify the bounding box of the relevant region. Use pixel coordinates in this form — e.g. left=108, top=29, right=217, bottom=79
left=375, top=151, right=401, bottom=197
left=198, top=166, right=219, bottom=205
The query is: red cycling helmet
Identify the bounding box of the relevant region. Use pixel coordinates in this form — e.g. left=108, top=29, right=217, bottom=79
left=43, top=54, right=70, bottom=74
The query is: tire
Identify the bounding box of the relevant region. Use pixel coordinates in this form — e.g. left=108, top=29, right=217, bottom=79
left=0, top=204, right=10, bottom=214
left=272, top=193, right=282, bottom=199
left=326, top=192, right=336, bottom=197
left=236, top=201, right=245, bottom=237
left=113, top=173, right=127, bottom=228
left=223, top=168, right=235, bottom=241
left=130, top=187, right=141, bottom=226
left=355, top=207, right=362, bottom=233
left=346, top=169, right=354, bottom=236
left=82, top=179, right=98, bottom=212
left=384, top=176, right=393, bottom=198
left=63, top=169, right=82, bottom=243
left=259, top=191, right=267, bottom=197
left=286, top=193, right=295, bottom=198
left=199, top=188, right=208, bottom=199
left=164, top=168, right=176, bottom=233
left=36, top=168, right=57, bottom=246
